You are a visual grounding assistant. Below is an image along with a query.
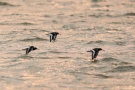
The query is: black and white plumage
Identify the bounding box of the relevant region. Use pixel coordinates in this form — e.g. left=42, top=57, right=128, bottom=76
left=87, top=48, right=102, bottom=60
left=49, top=32, right=60, bottom=42
left=23, top=46, right=38, bottom=54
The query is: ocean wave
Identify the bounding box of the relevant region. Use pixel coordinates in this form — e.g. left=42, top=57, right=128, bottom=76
left=102, top=57, right=118, bottom=62
left=0, top=2, right=14, bottom=6
left=87, top=40, right=105, bottom=44
left=115, top=41, right=126, bottom=46
left=107, top=65, right=135, bottom=73
left=124, top=12, right=135, bottom=16
left=17, top=22, right=35, bottom=25
left=94, top=74, right=112, bottom=79
left=20, top=37, right=47, bottom=42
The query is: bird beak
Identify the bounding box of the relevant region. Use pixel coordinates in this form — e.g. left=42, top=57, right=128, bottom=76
left=102, top=49, right=105, bottom=51
left=37, top=48, right=39, bottom=50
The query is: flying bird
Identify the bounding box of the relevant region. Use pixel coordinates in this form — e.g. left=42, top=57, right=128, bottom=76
left=23, top=46, right=38, bottom=54
left=47, top=32, right=60, bottom=42
left=87, top=48, right=102, bottom=60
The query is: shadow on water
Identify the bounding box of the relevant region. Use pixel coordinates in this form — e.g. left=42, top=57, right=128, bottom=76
left=101, top=57, right=118, bottom=62
left=90, top=60, right=99, bottom=63
left=17, top=55, right=34, bottom=59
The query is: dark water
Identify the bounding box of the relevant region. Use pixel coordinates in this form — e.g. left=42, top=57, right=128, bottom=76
left=0, top=0, right=135, bottom=90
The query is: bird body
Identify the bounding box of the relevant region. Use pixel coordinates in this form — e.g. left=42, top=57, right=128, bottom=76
left=23, top=46, right=38, bottom=54
left=49, top=32, right=59, bottom=42
left=87, top=48, right=102, bottom=60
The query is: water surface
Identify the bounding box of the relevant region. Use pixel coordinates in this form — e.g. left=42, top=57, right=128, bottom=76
left=0, top=0, right=135, bottom=90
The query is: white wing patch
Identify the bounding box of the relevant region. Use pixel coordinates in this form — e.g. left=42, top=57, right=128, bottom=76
left=91, top=50, right=95, bottom=59
left=26, top=48, right=30, bottom=54
left=49, top=34, right=53, bottom=41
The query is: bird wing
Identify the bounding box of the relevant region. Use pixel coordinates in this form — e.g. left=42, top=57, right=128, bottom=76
left=26, top=48, right=31, bottom=54
left=87, top=50, right=95, bottom=60
left=93, top=50, right=99, bottom=59
left=50, top=34, right=53, bottom=42
left=91, top=50, right=95, bottom=59
left=53, top=34, right=57, bottom=41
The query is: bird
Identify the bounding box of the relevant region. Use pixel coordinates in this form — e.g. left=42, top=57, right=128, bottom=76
left=47, top=32, right=60, bottom=42
left=87, top=48, right=102, bottom=60
left=23, top=46, right=38, bottom=54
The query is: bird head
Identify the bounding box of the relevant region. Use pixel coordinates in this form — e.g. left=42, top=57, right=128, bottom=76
left=97, top=48, right=102, bottom=51
left=87, top=48, right=103, bottom=52
left=30, top=46, right=38, bottom=50
left=56, top=32, right=60, bottom=35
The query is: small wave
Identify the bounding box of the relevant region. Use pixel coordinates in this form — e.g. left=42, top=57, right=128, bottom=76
left=20, top=37, right=47, bottom=42
left=91, top=4, right=101, bottom=8
left=0, top=2, right=14, bottom=6
left=88, top=14, right=102, bottom=18
left=49, top=51, right=67, bottom=54
left=62, top=24, right=77, bottom=30
left=119, top=62, right=132, bottom=65
left=18, top=22, right=35, bottom=25
left=110, top=22, right=122, bottom=24
left=102, top=57, right=118, bottom=62
left=52, top=20, right=58, bottom=24
left=17, top=55, right=34, bottom=59
left=124, top=12, right=135, bottom=16
left=7, top=62, right=22, bottom=68
left=107, top=65, right=135, bottom=73
left=90, top=60, right=100, bottom=63
left=69, top=70, right=91, bottom=76
left=58, top=57, right=71, bottom=59
left=89, top=14, right=126, bottom=18
left=91, top=0, right=104, bottom=2
left=94, top=74, right=112, bottom=79
left=87, top=40, right=105, bottom=44
left=115, top=41, right=126, bottom=46
left=43, top=14, right=51, bottom=18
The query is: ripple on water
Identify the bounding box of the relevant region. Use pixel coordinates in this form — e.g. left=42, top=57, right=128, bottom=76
left=107, top=65, right=135, bottom=73
left=124, top=12, right=135, bottom=16
left=17, top=22, right=35, bottom=25
left=20, top=37, right=47, bottom=42
left=94, top=74, right=113, bottom=79
left=58, top=57, right=71, bottom=59
left=87, top=40, right=105, bottom=44
left=91, top=0, right=104, bottom=2
left=49, top=51, right=68, bottom=54
left=17, top=55, right=34, bottom=59
left=115, top=41, right=126, bottom=46
left=0, top=1, right=14, bottom=6
left=102, top=57, right=118, bottom=62
left=62, top=24, right=77, bottom=30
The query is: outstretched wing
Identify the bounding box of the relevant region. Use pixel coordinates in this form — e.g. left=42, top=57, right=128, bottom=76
left=87, top=50, right=95, bottom=60
left=93, top=50, right=99, bottom=59
left=50, top=34, right=53, bottom=42
left=53, top=34, right=57, bottom=42
left=26, top=48, right=31, bottom=54
left=91, top=50, right=95, bottom=59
